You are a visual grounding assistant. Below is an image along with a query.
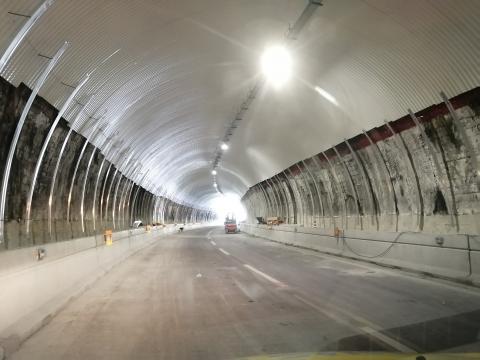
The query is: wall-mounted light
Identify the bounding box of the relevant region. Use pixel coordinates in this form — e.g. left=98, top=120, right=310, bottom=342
left=220, top=143, right=229, bottom=151
left=261, top=45, right=292, bottom=88
left=211, top=170, right=217, bottom=175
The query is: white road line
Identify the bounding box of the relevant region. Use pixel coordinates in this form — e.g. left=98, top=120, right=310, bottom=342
left=218, top=248, right=230, bottom=255
left=360, top=326, right=415, bottom=353
left=206, top=229, right=214, bottom=240
left=243, top=264, right=287, bottom=288
left=293, top=294, right=415, bottom=353
left=293, top=294, right=352, bottom=327
left=210, top=240, right=216, bottom=246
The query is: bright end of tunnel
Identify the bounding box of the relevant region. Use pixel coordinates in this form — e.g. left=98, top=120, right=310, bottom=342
left=210, top=193, right=247, bottom=223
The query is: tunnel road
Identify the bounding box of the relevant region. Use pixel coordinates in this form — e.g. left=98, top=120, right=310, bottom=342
left=10, top=227, right=480, bottom=359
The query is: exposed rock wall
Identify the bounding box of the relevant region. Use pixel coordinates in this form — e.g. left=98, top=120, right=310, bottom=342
left=0, top=79, right=213, bottom=251
left=243, top=87, right=480, bottom=236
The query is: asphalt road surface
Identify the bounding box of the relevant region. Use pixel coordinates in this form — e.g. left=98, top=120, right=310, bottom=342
left=10, top=227, right=480, bottom=359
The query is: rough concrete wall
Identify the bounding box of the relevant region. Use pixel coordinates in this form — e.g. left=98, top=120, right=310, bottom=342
left=82, top=150, right=104, bottom=235
left=30, top=118, right=70, bottom=245
left=51, top=130, right=85, bottom=242
left=111, top=175, right=127, bottom=231
left=5, top=84, right=58, bottom=249
left=0, top=78, right=17, bottom=195
left=0, top=80, right=210, bottom=251
left=241, top=223, right=479, bottom=286
left=104, top=169, right=119, bottom=230
left=69, top=143, right=95, bottom=238
left=126, top=183, right=139, bottom=226
left=243, top=87, right=480, bottom=236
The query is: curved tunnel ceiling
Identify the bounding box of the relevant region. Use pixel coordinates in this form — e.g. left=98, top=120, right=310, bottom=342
left=1, top=0, right=479, bottom=208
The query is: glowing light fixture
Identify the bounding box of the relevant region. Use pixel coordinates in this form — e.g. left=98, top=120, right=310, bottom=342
left=315, top=86, right=338, bottom=106
left=213, top=183, right=218, bottom=188
left=220, top=143, right=229, bottom=151
left=261, top=45, right=292, bottom=88
left=211, top=170, right=217, bottom=175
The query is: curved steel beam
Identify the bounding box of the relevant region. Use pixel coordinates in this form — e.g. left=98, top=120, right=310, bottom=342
left=0, top=0, right=55, bottom=73
left=26, top=74, right=89, bottom=233
left=0, top=42, right=68, bottom=243
left=80, top=148, right=97, bottom=233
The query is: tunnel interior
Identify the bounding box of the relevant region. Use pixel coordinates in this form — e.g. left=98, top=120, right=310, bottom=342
left=1, top=0, right=480, bottom=358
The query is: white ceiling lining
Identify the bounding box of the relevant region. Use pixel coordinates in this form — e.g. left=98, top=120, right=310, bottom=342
left=1, top=0, right=480, bottom=208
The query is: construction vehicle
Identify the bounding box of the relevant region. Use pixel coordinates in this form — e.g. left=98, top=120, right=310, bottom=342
left=224, top=215, right=238, bottom=234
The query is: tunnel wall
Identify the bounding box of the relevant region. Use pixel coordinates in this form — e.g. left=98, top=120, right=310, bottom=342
left=242, top=87, right=480, bottom=284
left=0, top=223, right=206, bottom=355
left=0, top=77, right=213, bottom=252
left=0, top=77, right=214, bottom=354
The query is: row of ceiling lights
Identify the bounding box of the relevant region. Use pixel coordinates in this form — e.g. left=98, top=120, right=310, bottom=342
left=212, top=143, right=228, bottom=189
left=210, top=43, right=294, bottom=190
left=209, top=45, right=295, bottom=190
left=210, top=0, right=323, bottom=193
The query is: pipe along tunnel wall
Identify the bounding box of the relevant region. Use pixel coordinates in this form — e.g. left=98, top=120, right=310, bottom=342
left=241, top=87, right=480, bottom=286
left=0, top=77, right=212, bottom=352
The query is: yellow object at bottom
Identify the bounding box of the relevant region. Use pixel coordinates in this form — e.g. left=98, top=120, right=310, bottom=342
left=244, top=353, right=480, bottom=360
left=104, top=229, right=113, bottom=246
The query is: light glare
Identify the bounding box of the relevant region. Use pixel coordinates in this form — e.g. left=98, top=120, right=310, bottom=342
left=315, top=86, right=338, bottom=106
left=261, top=45, right=292, bottom=88
left=211, top=170, right=217, bottom=175
left=220, top=143, right=229, bottom=151
left=210, top=193, right=247, bottom=223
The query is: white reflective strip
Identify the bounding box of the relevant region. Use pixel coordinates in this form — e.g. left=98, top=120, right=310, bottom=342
left=210, top=240, right=216, bottom=246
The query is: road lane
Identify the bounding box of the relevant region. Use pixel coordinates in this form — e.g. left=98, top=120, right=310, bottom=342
left=10, top=227, right=480, bottom=359
left=211, top=227, right=480, bottom=353
left=10, top=227, right=366, bottom=360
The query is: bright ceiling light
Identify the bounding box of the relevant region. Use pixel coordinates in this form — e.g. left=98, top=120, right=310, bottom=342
left=213, top=183, right=217, bottom=188
left=220, top=143, right=229, bottom=151
left=261, top=45, right=292, bottom=88
left=211, top=170, right=217, bottom=175
left=315, top=86, right=338, bottom=106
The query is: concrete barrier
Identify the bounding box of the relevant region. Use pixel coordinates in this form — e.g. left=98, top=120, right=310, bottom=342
left=0, top=223, right=205, bottom=356
left=241, top=223, right=479, bottom=286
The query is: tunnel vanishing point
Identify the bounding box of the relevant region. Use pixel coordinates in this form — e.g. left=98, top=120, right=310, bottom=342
left=1, top=1, right=480, bottom=359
